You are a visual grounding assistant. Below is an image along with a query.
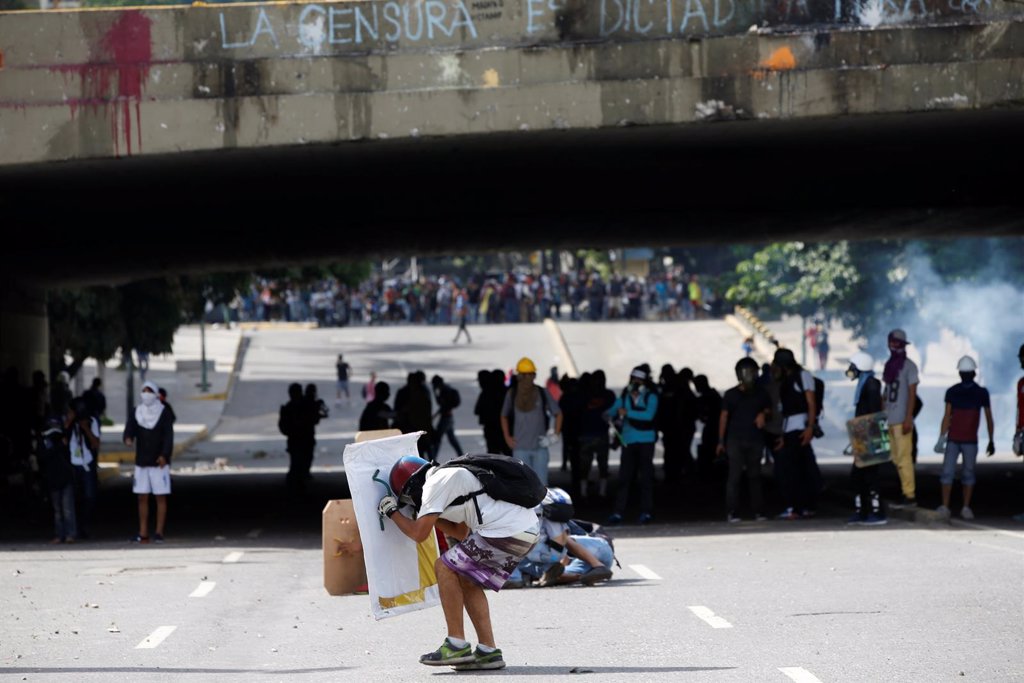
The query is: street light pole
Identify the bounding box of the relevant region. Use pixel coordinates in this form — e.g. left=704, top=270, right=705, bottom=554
left=198, top=317, right=210, bottom=392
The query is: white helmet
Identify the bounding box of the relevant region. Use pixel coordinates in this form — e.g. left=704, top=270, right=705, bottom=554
left=849, top=351, right=874, bottom=372
left=957, top=355, right=978, bottom=372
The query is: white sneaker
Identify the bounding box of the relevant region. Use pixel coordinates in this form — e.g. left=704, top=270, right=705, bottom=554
left=961, top=506, right=975, bottom=520
left=936, top=505, right=951, bottom=519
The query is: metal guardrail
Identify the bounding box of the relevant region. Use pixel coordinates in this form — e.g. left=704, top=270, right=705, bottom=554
left=733, top=305, right=780, bottom=348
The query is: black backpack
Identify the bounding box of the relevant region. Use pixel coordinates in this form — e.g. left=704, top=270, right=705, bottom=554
left=567, top=518, right=621, bottom=569
left=439, top=454, right=547, bottom=522
left=446, top=386, right=461, bottom=410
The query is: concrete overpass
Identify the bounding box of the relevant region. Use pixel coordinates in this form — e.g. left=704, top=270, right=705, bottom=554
left=1, top=0, right=1023, bottom=257
left=2, top=0, right=1024, bottom=371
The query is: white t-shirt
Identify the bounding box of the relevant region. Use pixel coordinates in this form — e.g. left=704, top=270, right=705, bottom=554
left=418, top=467, right=539, bottom=539
left=782, top=370, right=815, bottom=433
left=69, top=417, right=100, bottom=469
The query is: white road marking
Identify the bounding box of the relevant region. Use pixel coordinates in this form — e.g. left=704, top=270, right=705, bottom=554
left=135, top=625, right=177, bottom=649
left=779, top=667, right=824, bottom=683
left=246, top=528, right=263, bottom=539
left=628, top=564, right=662, bottom=580
left=222, top=551, right=244, bottom=563
left=687, top=605, right=733, bottom=629
left=189, top=581, right=216, bottom=598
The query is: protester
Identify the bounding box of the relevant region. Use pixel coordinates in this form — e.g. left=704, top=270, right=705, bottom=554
left=501, top=358, right=562, bottom=485
left=717, top=358, right=771, bottom=523
left=124, top=381, right=174, bottom=543
left=935, top=356, right=994, bottom=521
left=606, top=367, right=659, bottom=526
left=279, top=383, right=317, bottom=492
left=845, top=352, right=887, bottom=525
left=358, top=382, right=394, bottom=432
left=883, top=329, right=920, bottom=507
left=772, top=349, right=820, bottom=520
left=379, top=455, right=540, bottom=670
left=68, top=397, right=100, bottom=539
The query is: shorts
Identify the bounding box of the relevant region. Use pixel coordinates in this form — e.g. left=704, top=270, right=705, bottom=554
left=133, top=466, right=171, bottom=495
left=336, top=380, right=350, bottom=394
left=441, top=526, right=539, bottom=592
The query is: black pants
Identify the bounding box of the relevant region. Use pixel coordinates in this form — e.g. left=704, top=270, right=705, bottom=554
left=483, top=423, right=507, bottom=455
left=579, top=435, right=610, bottom=482
left=726, top=440, right=763, bottom=515
left=433, top=415, right=462, bottom=459
left=851, top=463, right=883, bottom=517
left=614, top=442, right=655, bottom=516
left=287, top=440, right=315, bottom=489
left=775, top=432, right=820, bottom=513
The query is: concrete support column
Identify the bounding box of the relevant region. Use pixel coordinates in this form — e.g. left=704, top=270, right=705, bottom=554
left=0, top=279, right=49, bottom=384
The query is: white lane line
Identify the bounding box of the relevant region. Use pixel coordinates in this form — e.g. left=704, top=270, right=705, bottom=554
left=246, top=528, right=263, bottom=539
left=687, top=605, right=733, bottom=629
left=628, top=564, right=662, bottom=580
left=189, top=581, right=216, bottom=598
left=779, top=667, right=823, bottom=683
left=222, top=551, right=244, bottom=563
left=135, top=625, right=177, bottom=649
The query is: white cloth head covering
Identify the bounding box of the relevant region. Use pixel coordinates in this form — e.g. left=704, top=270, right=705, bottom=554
left=135, top=381, right=165, bottom=429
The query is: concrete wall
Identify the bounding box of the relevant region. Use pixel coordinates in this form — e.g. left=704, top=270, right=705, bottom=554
left=0, top=281, right=49, bottom=382
left=1, top=0, right=1023, bottom=165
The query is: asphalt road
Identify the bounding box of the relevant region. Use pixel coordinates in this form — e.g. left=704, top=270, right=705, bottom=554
left=3, top=320, right=1023, bottom=682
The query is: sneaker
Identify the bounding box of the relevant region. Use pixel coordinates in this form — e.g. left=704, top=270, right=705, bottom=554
left=131, top=535, right=150, bottom=544
left=861, top=513, right=888, bottom=526
left=777, top=508, right=800, bottom=520
left=960, top=506, right=975, bottom=520
left=847, top=513, right=865, bottom=525
left=579, top=566, right=613, bottom=586
left=354, top=583, right=369, bottom=595
left=727, top=513, right=742, bottom=524
left=452, top=647, right=506, bottom=671
left=637, top=513, right=653, bottom=525
left=605, top=513, right=623, bottom=526
left=153, top=534, right=165, bottom=544
left=502, top=579, right=525, bottom=590
left=538, top=563, right=565, bottom=587
left=936, top=505, right=951, bottom=519
left=891, top=496, right=917, bottom=509
left=419, top=638, right=475, bottom=666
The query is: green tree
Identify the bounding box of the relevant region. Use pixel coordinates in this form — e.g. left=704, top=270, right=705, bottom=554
left=727, top=241, right=860, bottom=320
left=47, top=286, right=124, bottom=380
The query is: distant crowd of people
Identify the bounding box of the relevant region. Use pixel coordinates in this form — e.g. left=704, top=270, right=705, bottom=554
left=221, top=270, right=725, bottom=328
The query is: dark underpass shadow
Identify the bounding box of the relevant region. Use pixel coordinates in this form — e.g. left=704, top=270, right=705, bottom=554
left=434, top=665, right=737, bottom=676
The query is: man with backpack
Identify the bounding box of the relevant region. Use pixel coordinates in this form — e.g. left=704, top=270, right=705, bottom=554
left=772, top=348, right=822, bottom=520
left=500, top=357, right=562, bottom=486
left=431, top=375, right=463, bottom=460
left=845, top=351, right=887, bottom=525
left=379, top=454, right=543, bottom=671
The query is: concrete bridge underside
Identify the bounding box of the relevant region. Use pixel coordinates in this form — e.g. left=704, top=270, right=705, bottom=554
left=1, top=1, right=1024, bottom=286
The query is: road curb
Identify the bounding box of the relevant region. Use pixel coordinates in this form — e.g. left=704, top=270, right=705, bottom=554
left=543, top=318, right=578, bottom=378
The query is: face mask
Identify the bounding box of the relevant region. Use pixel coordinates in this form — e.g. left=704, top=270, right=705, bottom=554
left=738, top=369, right=757, bottom=387
left=629, top=382, right=642, bottom=393
left=141, top=392, right=158, bottom=406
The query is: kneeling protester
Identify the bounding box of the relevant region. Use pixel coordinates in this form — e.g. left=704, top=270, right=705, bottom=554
left=380, top=453, right=544, bottom=670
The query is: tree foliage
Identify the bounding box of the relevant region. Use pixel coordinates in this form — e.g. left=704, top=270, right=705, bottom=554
left=727, top=241, right=860, bottom=319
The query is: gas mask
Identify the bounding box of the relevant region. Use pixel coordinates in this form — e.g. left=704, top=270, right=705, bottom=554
left=737, top=367, right=757, bottom=388
left=845, top=364, right=859, bottom=381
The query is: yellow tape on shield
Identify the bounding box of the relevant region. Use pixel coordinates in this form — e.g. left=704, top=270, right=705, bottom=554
left=378, top=537, right=439, bottom=609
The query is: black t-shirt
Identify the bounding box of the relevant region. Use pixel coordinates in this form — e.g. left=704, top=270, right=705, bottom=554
left=722, top=386, right=771, bottom=443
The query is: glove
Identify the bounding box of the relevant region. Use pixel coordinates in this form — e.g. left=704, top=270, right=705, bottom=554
left=986, top=440, right=995, bottom=457
left=378, top=495, right=399, bottom=519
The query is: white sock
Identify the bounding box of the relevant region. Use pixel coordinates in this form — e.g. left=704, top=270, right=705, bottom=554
left=446, top=637, right=469, bottom=649
left=477, top=644, right=496, bottom=653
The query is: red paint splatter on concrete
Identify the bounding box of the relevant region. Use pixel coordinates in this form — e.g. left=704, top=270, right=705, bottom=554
left=50, top=11, right=152, bottom=156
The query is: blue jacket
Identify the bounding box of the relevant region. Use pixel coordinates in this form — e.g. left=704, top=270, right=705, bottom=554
left=609, top=390, right=659, bottom=445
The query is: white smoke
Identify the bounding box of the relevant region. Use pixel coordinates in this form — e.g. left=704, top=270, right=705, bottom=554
left=879, top=245, right=1024, bottom=445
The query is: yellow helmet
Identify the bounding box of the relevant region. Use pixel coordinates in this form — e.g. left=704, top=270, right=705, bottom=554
left=516, top=357, right=537, bottom=374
